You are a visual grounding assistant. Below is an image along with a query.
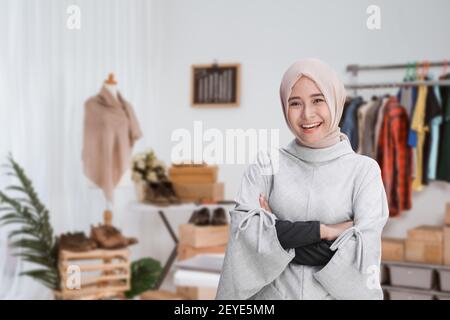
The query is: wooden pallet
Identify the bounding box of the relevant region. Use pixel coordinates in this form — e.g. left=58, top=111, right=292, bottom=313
left=56, top=248, right=131, bottom=300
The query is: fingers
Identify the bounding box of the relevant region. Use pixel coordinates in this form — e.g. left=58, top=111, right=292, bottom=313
left=259, top=194, right=265, bottom=208
left=259, top=193, right=272, bottom=212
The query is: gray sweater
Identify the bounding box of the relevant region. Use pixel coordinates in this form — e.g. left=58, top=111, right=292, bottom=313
left=215, top=137, right=389, bottom=300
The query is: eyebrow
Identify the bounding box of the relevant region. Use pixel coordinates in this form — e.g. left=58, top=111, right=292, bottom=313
left=288, top=93, right=324, bottom=102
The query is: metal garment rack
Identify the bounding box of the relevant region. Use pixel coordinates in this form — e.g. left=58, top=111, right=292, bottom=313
left=344, top=60, right=450, bottom=94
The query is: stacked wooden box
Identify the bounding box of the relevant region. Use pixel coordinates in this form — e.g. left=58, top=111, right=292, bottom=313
left=382, top=203, right=450, bottom=266
left=380, top=204, right=450, bottom=299
left=382, top=238, right=405, bottom=262
left=405, top=225, right=444, bottom=264
left=176, top=223, right=229, bottom=300
left=169, top=164, right=224, bottom=203
left=445, top=203, right=450, bottom=266
left=178, top=223, right=229, bottom=261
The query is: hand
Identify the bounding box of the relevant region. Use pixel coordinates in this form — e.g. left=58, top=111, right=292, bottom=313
left=320, top=220, right=354, bottom=241
left=259, top=193, right=272, bottom=213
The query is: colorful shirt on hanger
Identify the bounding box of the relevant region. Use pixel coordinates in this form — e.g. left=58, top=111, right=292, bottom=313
left=410, top=85, right=428, bottom=191
left=356, top=101, right=372, bottom=154
left=428, top=76, right=444, bottom=180
left=377, top=96, right=412, bottom=217
left=360, top=97, right=383, bottom=159
left=437, top=73, right=450, bottom=182
left=422, top=84, right=441, bottom=185
left=341, top=96, right=364, bottom=151
left=374, top=96, right=390, bottom=158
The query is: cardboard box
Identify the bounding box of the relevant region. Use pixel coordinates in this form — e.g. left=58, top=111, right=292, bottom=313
left=179, top=224, right=229, bottom=248
left=408, top=225, right=444, bottom=242
left=405, top=239, right=443, bottom=264
left=173, top=182, right=224, bottom=202
left=382, top=238, right=405, bottom=261
left=444, top=227, right=450, bottom=266
left=176, top=286, right=217, bottom=300
left=177, top=243, right=227, bottom=261
left=446, top=203, right=450, bottom=226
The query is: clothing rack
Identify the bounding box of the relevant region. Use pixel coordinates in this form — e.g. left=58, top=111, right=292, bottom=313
left=346, top=60, right=448, bottom=75
left=345, top=79, right=450, bottom=90
left=345, top=60, right=450, bottom=94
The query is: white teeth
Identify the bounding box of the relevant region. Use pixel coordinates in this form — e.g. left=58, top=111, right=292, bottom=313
left=301, top=122, right=321, bottom=129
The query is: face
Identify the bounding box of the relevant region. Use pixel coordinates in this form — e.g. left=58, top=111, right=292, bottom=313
left=287, top=76, right=331, bottom=144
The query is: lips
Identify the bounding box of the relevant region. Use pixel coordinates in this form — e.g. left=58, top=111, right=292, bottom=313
left=300, top=122, right=322, bottom=129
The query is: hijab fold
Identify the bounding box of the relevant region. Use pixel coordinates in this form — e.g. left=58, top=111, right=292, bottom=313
left=279, top=58, right=349, bottom=149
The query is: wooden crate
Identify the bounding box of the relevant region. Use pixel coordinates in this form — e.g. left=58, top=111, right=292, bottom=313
left=177, top=243, right=227, bottom=261
left=56, top=249, right=131, bottom=300
left=382, top=238, right=405, bottom=262
left=405, top=239, right=443, bottom=265
left=176, top=286, right=217, bottom=300
left=408, top=225, right=444, bottom=242
left=179, top=224, right=229, bottom=248
left=173, top=182, right=224, bottom=202
left=169, top=165, right=218, bottom=184
left=445, top=227, right=450, bottom=266
left=446, top=203, right=450, bottom=226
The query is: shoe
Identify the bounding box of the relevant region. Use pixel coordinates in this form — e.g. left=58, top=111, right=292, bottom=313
left=159, top=181, right=181, bottom=204
left=190, top=207, right=211, bottom=226
left=211, top=207, right=228, bottom=225
left=148, top=182, right=170, bottom=205
left=59, top=232, right=98, bottom=252
left=90, top=224, right=138, bottom=249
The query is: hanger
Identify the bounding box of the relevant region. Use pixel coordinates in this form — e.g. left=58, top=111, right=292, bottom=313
left=404, top=61, right=415, bottom=82
left=421, top=60, right=430, bottom=79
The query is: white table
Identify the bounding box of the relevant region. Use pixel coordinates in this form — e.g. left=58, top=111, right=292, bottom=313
left=129, top=200, right=235, bottom=289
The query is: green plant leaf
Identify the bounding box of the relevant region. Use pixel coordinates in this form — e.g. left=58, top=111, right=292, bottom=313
left=124, top=257, right=162, bottom=299
left=0, top=156, right=60, bottom=290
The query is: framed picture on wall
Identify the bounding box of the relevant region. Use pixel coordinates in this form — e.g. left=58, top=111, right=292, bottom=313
left=191, top=63, right=241, bottom=108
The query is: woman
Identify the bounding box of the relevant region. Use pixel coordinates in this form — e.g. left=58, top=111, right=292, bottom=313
left=215, top=58, right=389, bottom=300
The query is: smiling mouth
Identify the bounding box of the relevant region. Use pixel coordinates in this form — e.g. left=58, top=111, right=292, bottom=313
left=300, top=122, right=322, bottom=130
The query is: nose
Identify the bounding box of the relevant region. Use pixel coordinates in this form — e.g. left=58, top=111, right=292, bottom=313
left=301, top=103, right=315, bottom=120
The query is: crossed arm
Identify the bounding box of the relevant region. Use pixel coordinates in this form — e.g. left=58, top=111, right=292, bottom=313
left=258, top=194, right=353, bottom=266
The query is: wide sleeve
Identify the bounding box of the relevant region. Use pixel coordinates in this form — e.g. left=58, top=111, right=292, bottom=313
left=312, top=160, right=389, bottom=300
left=215, top=151, right=295, bottom=300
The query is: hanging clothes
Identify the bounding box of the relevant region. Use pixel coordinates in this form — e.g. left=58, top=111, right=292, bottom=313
left=410, top=84, right=428, bottom=191
left=376, top=96, right=412, bottom=217
left=360, top=96, right=383, bottom=158
left=356, top=100, right=372, bottom=154
left=341, top=96, right=364, bottom=151
left=422, top=82, right=441, bottom=185
left=374, top=96, right=391, bottom=158
left=437, top=73, right=450, bottom=182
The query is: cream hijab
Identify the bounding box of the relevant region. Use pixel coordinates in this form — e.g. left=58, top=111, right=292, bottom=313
left=279, top=58, right=349, bottom=149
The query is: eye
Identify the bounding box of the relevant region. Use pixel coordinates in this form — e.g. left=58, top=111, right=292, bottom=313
left=289, top=100, right=302, bottom=107
left=312, top=98, right=324, bottom=104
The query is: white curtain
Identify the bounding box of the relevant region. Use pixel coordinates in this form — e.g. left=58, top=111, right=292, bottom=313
left=0, top=0, right=162, bottom=299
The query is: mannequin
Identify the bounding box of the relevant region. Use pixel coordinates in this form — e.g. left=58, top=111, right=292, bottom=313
left=104, top=73, right=118, bottom=101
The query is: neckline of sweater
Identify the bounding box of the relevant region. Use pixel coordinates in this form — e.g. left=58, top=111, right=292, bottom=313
left=281, top=136, right=354, bottom=163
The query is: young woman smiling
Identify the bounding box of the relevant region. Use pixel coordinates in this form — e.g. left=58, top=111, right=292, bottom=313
left=216, top=58, right=389, bottom=300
